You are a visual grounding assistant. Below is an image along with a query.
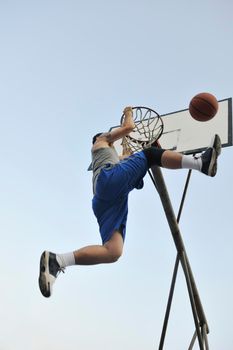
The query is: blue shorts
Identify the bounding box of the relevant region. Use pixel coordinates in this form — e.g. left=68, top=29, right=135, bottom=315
left=92, top=151, right=148, bottom=244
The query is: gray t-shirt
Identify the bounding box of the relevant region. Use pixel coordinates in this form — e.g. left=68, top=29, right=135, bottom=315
left=92, top=147, right=119, bottom=194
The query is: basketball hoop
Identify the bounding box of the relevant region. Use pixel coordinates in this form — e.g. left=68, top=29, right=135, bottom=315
left=120, top=106, right=164, bottom=153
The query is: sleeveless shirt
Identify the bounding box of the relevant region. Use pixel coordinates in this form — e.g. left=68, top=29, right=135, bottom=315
left=92, top=147, right=119, bottom=194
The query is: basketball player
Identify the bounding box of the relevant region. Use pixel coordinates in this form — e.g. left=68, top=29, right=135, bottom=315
left=39, top=107, right=221, bottom=297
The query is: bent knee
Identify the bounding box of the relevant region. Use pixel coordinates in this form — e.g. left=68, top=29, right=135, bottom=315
left=104, top=245, right=123, bottom=263
left=104, top=233, right=124, bottom=263
left=110, top=249, right=123, bottom=263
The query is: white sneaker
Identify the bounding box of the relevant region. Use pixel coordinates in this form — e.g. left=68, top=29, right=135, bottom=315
left=38, top=251, right=65, bottom=297
left=201, top=134, right=221, bottom=177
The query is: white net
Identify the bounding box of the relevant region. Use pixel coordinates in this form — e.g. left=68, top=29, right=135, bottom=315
left=121, top=106, right=163, bottom=153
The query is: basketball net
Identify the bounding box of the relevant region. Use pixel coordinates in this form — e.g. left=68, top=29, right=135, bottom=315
left=121, top=107, right=164, bottom=153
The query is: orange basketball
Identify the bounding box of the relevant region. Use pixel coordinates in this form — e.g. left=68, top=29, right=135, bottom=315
left=189, top=92, right=219, bottom=122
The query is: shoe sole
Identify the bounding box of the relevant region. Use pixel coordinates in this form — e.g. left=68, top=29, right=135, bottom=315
left=208, top=134, right=221, bottom=177
left=39, top=251, right=51, bottom=298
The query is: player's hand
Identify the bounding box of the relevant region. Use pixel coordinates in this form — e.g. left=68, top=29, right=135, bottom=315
left=123, top=106, right=133, bottom=115
left=122, top=107, right=135, bottom=129
left=122, top=138, right=133, bottom=156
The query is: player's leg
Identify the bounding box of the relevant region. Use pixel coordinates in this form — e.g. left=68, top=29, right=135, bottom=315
left=73, top=230, right=123, bottom=265
left=38, top=231, right=123, bottom=298
left=143, top=134, right=221, bottom=177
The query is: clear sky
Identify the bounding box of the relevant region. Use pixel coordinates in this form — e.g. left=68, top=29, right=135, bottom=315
left=0, top=1, right=233, bottom=349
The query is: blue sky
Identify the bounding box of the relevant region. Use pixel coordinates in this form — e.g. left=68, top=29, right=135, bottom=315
left=0, top=1, right=233, bottom=349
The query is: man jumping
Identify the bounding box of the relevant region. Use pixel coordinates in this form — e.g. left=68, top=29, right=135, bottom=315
left=39, top=106, right=221, bottom=297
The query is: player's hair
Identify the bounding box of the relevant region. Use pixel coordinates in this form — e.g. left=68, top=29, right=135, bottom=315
left=92, top=133, right=103, bottom=144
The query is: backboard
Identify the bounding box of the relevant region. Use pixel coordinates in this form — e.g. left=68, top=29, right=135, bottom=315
left=88, top=98, right=232, bottom=170
left=110, top=97, right=232, bottom=156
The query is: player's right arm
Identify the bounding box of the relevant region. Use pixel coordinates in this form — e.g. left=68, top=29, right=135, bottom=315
left=104, top=107, right=135, bottom=143
left=92, top=107, right=135, bottom=151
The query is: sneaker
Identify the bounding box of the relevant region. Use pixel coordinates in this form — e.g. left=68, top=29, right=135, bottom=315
left=201, top=134, right=221, bottom=177
left=38, top=251, right=65, bottom=298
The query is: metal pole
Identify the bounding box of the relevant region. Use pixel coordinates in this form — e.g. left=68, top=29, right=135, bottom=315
left=188, top=331, right=197, bottom=350
left=202, top=324, right=209, bottom=350
left=150, top=166, right=209, bottom=347
left=181, top=251, right=204, bottom=350
left=158, top=255, right=179, bottom=350
left=154, top=169, right=192, bottom=350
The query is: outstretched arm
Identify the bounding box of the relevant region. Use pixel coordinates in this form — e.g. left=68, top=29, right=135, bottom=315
left=105, top=106, right=135, bottom=143
left=92, top=107, right=135, bottom=152
left=121, top=107, right=135, bottom=129
left=98, top=107, right=135, bottom=144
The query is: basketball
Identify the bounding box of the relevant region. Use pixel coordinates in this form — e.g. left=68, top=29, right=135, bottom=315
left=189, top=92, right=219, bottom=122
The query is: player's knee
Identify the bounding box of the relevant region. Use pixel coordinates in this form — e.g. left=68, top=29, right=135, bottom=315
left=106, top=246, right=123, bottom=263
left=143, top=147, right=165, bottom=167
left=104, top=233, right=123, bottom=262
left=110, top=248, right=122, bottom=262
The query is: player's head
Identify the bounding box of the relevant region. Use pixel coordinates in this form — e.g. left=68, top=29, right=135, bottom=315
left=92, top=133, right=103, bottom=144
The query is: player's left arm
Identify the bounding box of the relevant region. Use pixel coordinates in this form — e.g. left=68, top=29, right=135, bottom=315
left=119, top=138, right=133, bottom=160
